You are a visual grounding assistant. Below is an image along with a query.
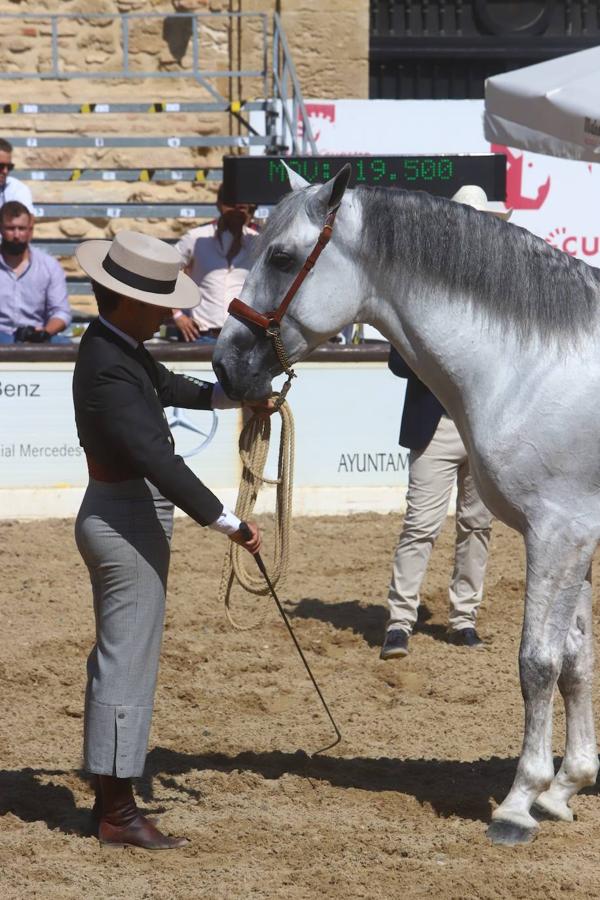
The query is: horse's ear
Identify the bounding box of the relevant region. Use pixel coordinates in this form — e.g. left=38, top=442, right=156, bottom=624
left=282, top=161, right=310, bottom=191
left=308, top=163, right=352, bottom=219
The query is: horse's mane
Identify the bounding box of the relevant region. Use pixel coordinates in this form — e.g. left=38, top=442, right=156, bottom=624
left=358, top=186, right=600, bottom=342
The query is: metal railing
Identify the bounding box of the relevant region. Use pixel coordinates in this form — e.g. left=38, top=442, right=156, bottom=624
left=270, top=13, right=316, bottom=154
left=0, top=9, right=317, bottom=306
left=0, top=10, right=316, bottom=154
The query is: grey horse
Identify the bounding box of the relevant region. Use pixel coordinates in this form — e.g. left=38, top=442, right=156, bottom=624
left=212, top=165, right=600, bottom=845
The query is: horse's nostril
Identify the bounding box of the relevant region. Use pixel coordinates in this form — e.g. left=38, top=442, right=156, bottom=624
left=213, top=361, right=239, bottom=400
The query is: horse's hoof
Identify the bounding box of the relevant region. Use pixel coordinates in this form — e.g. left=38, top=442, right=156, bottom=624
left=532, top=795, right=574, bottom=823
left=486, top=819, right=538, bottom=846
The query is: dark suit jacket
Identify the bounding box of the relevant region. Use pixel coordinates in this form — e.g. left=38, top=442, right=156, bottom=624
left=73, top=318, right=223, bottom=526
left=388, top=346, right=446, bottom=451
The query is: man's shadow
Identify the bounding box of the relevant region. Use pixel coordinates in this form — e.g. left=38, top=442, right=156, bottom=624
left=0, top=767, right=165, bottom=837
left=0, top=768, right=92, bottom=837
left=286, top=597, right=447, bottom=647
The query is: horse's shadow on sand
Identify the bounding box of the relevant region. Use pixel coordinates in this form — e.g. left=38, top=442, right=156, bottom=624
left=0, top=601, right=578, bottom=838
left=287, top=597, right=447, bottom=646
left=4, top=751, right=586, bottom=836
left=140, top=748, right=517, bottom=824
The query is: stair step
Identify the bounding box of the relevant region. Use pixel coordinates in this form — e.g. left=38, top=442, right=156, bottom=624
left=32, top=203, right=218, bottom=218
left=1, top=100, right=265, bottom=115
left=10, top=135, right=268, bottom=148
left=16, top=168, right=223, bottom=183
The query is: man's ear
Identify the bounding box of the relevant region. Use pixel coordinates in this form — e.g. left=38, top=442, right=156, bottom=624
left=282, top=160, right=310, bottom=191
left=307, top=164, right=352, bottom=220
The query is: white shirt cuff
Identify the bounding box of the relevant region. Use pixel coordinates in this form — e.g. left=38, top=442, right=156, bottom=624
left=211, top=381, right=241, bottom=409
left=208, top=506, right=242, bottom=535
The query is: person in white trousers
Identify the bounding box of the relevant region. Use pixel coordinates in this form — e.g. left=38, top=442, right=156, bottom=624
left=380, top=186, right=511, bottom=660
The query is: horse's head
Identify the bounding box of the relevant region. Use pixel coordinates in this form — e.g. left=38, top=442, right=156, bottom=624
left=213, top=164, right=356, bottom=400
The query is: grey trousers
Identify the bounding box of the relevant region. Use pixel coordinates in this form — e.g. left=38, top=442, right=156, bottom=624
left=386, top=416, right=492, bottom=634
left=75, top=477, right=174, bottom=778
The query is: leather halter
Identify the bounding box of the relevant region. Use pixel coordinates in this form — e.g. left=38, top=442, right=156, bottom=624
left=227, top=207, right=339, bottom=401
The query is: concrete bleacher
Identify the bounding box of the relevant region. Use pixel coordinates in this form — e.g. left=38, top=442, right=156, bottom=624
left=0, top=9, right=316, bottom=318
left=2, top=92, right=261, bottom=316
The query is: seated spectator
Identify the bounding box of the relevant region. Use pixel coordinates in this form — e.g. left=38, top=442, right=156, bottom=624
left=0, top=200, right=72, bottom=344
left=0, top=139, right=34, bottom=212
left=171, top=185, right=258, bottom=343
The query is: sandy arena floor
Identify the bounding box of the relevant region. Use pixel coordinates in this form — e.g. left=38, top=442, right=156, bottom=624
left=1, top=512, right=600, bottom=899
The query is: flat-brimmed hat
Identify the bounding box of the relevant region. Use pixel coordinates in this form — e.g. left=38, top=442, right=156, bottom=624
left=451, top=185, right=512, bottom=220
left=76, top=230, right=198, bottom=309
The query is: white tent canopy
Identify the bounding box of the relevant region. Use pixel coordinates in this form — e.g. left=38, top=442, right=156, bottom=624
left=484, top=46, right=600, bottom=163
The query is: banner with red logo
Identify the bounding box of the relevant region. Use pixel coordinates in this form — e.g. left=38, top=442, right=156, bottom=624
left=256, top=99, right=600, bottom=268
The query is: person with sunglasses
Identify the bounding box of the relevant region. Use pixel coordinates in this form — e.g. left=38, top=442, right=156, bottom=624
left=170, top=184, right=258, bottom=343
left=0, top=139, right=34, bottom=213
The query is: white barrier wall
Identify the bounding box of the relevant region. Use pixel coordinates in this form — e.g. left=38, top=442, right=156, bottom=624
left=0, top=360, right=409, bottom=519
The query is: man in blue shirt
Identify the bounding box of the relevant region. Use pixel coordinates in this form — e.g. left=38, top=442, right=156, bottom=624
left=0, top=200, right=71, bottom=344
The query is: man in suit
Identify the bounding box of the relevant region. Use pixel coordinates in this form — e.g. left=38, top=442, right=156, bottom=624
left=379, top=347, right=493, bottom=659
left=73, top=230, right=270, bottom=849
left=380, top=186, right=510, bottom=661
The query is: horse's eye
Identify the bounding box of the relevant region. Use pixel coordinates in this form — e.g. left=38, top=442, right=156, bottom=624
left=268, top=249, right=295, bottom=272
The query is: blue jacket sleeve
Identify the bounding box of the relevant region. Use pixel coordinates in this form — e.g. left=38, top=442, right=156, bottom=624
left=45, top=257, right=72, bottom=327
left=388, top=346, right=414, bottom=379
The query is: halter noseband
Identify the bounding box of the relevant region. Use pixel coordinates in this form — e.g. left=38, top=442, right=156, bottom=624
left=228, top=207, right=339, bottom=403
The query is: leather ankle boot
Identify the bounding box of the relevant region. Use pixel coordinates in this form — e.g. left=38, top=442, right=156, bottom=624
left=89, top=775, right=102, bottom=835
left=91, top=774, right=159, bottom=835
left=98, top=775, right=188, bottom=850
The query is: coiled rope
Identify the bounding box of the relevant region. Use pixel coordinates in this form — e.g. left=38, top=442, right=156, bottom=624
left=218, top=401, right=295, bottom=630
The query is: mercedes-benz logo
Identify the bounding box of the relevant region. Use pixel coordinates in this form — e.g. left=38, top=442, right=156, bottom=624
left=166, top=407, right=218, bottom=458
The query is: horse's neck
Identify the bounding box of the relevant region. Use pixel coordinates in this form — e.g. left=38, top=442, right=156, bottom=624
left=371, top=288, right=489, bottom=415
left=348, top=192, right=506, bottom=417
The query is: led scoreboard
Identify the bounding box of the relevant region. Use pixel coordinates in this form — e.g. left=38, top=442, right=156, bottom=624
left=222, top=154, right=506, bottom=205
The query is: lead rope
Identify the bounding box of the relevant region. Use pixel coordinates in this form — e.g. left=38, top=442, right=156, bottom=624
left=219, top=399, right=342, bottom=757
left=218, top=399, right=295, bottom=630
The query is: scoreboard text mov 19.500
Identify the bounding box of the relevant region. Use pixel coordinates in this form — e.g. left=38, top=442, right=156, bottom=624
left=222, top=154, right=507, bottom=205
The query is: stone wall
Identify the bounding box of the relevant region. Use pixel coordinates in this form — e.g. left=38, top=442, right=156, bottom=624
left=0, top=0, right=368, bottom=309
left=237, top=1, right=369, bottom=101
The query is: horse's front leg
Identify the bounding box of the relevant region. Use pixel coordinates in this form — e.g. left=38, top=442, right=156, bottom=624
left=487, top=528, right=595, bottom=846
left=533, top=564, right=598, bottom=823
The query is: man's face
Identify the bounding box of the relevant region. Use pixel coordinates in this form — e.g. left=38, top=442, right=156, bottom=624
left=218, top=200, right=254, bottom=231
left=128, top=298, right=170, bottom=341
left=0, top=150, right=14, bottom=189
left=0, top=212, right=33, bottom=249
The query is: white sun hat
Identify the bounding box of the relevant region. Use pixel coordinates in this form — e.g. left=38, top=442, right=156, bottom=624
left=76, top=229, right=198, bottom=309
left=451, top=184, right=513, bottom=220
